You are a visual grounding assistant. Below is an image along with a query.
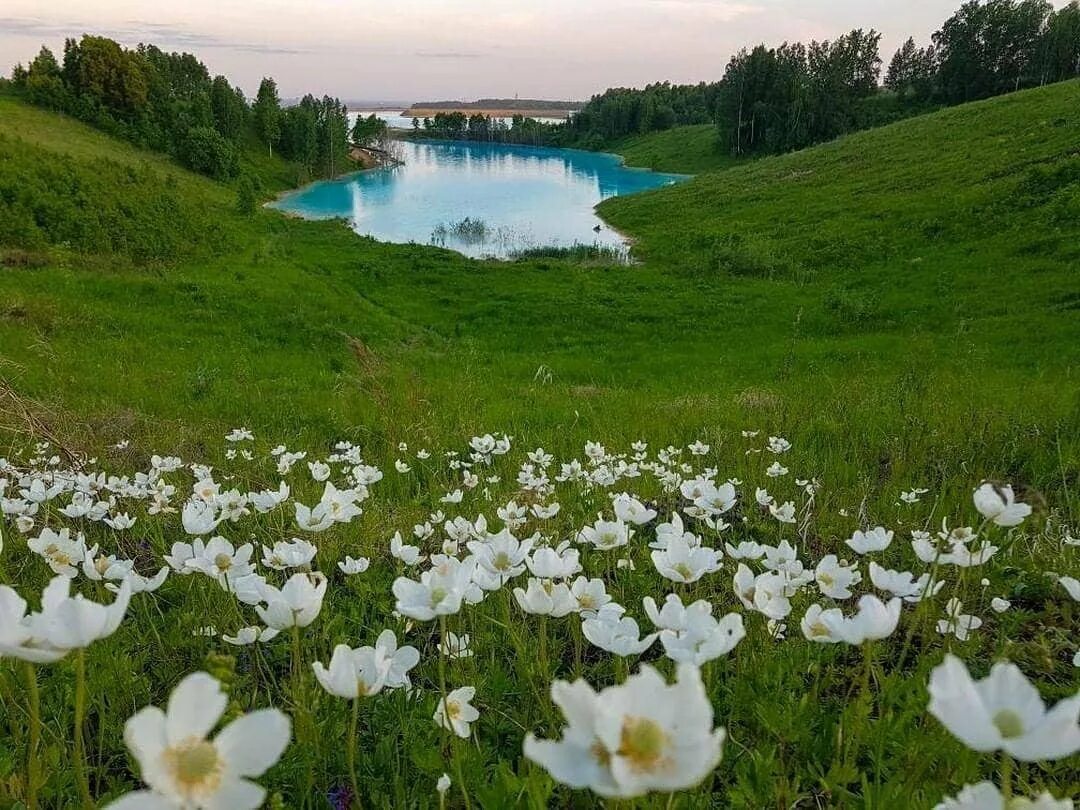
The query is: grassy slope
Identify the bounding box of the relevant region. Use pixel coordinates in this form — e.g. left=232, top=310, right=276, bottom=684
left=2, top=88, right=1080, bottom=808
left=1, top=85, right=1078, bottom=493
left=607, top=123, right=737, bottom=174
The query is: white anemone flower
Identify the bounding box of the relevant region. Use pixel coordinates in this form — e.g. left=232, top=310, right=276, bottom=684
left=514, top=578, right=577, bottom=617
left=933, top=782, right=1072, bottom=809
left=936, top=598, right=983, bottom=641
left=312, top=644, right=388, bottom=699
left=814, top=555, right=861, bottom=599
left=434, top=686, right=479, bottom=738
left=338, top=556, right=370, bottom=576
left=973, top=482, right=1032, bottom=527
left=846, top=526, right=894, bottom=555
left=438, top=631, right=473, bottom=660
left=820, top=595, right=901, bottom=644
left=28, top=528, right=87, bottom=577
left=581, top=604, right=658, bottom=657
left=523, top=663, right=725, bottom=798
left=612, top=493, right=657, bottom=525
left=659, top=609, right=745, bottom=665
left=222, top=626, right=279, bottom=646
left=650, top=534, right=721, bottom=584
left=105, top=671, right=290, bottom=810
left=576, top=518, right=632, bottom=551
left=255, top=572, right=327, bottom=630
left=928, top=654, right=1080, bottom=761
left=393, top=558, right=476, bottom=621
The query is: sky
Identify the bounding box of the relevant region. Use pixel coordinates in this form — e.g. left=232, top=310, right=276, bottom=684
left=0, top=1, right=1068, bottom=103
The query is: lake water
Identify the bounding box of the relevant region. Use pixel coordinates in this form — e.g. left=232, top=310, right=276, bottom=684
left=269, top=140, right=687, bottom=259
left=349, top=111, right=568, bottom=129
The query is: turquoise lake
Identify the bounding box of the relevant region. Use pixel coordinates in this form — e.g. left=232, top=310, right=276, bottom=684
left=269, top=140, right=687, bottom=258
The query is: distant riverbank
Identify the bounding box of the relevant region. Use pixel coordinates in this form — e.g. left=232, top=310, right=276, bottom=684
left=402, top=107, right=571, bottom=121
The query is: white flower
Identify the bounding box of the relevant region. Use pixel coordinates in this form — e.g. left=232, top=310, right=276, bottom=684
left=312, top=644, right=388, bottom=699
left=659, top=608, right=744, bottom=665
left=260, top=538, right=317, bottom=571
left=222, top=626, right=279, bottom=646
left=724, top=540, right=764, bottom=560
left=467, top=530, right=533, bottom=581
left=103, top=512, right=136, bottom=531
left=526, top=543, right=581, bottom=579
left=571, top=577, right=612, bottom=617
left=390, top=532, right=423, bottom=566
left=523, top=663, right=725, bottom=798
left=105, top=671, right=289, bottom=810
left=186, top=537, right=255, bottom=585
left=846, top=526, right=893, bottom=555
left=767, top=436, right=791, bottom=454
left=255, top=572, right=327, bottom=630
left=307, top=461, right=331, bottom=482
left=226, top=427, right=254, bottom=442
left=651, top=534, right=721, bottom=584
left=514, top=578, right=577, bottom=617
left=582, top=604, right=658, bottom=657
left=338, top=556, right=370, bottom=576
left=1057, top=575, right=1080, bottom=601
left=612, top=493, right=656, bottom=525
left=439, top=631, right=473, bottom=659
left=933, top=781, right=1072, bottom=809
left=366, top=629, right=420, bottom=689
left=393, top=558, right=476, bottom=621
left=801, top=604, right=844, bottom=643
left=28, top=528, right=87, bottom=577
left=821, top=595, right=902, bottom=644
left=990, top=597, right=1011, bottom=613
left=577, top=518, right=632, bottom=551
left=814, top=555, right=861, bottom=599
left=868, top=562, right=943, bottom=603
left=769, top=501, right=796, bottom=523
left=928, top=654, right=1080, bottom=761
left=936, top=598, right=983, bottom=641
left=293, top=501, right=334, bottom=533
left=973, top=482, right=1032, bottom=527
left=9, top=576, right=131, bottom=661
left=765, top=462, right=788, bottom=478
left=434, top=686, right=479, bottom=738
left=394, top=459, right=411, bottom=474
left=182, top=500, right=221, bottom=536
left=436, top=773, right=451, bottom=795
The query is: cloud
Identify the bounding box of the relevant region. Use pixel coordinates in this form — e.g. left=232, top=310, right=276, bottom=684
left=414, top=51, right=484, bottom=60
left=0, top=16, right=307, bottom=54
left=640, top=0, right=762, bottom=21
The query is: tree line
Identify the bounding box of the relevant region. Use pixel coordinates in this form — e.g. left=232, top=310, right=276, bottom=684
left=410, top=113, right=555, bottom=146
left=563, top=0, right=1080, bottom=156
left=7, top=35, right=352, bottom=181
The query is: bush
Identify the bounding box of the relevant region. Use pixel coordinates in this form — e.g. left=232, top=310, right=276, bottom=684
left=180, top=126, right=239, bottom=180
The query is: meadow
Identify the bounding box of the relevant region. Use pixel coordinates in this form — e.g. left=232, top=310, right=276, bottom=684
left=0, top=79, right=1079, bottom=808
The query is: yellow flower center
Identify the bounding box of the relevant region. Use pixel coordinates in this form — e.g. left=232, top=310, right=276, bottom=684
left=993, top=709, right=1025, bottom=739
left=214, top=553, right=232, bottom=571
left=589, top=739, right=612, bottom=768
left=493, top=552, right=511, bottom=570
left=818, top=572, right=834, bottom=587
left=617, top=716, right=669, bottom=774
left=166, top=739, right=222, bottom=795
left=809, top=620, right=831, bottom=638
left=446, top=700, right=461, bottom=719
left=673, top=563, right=694, bottom=580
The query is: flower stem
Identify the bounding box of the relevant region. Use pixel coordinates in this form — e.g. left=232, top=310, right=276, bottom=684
left=1000, top=752, right=1013, bottom=800
left=438, top=616, right=471, bottom=810
left=348, top=698, right=362, bottom=808
left=24, top=662, right=40, bottom=810
left=73, top=649, right=93, bottom=809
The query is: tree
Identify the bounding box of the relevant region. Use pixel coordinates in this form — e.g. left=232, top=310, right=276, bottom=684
left=24, top=47, right=66, bottom=110
left=351, top=113, right=387, bottom=147
left=252, top=77, right=282, bottom=156
left=210, top=75, right=246, bottom=142
left=180, top=126, right=239, bottom=179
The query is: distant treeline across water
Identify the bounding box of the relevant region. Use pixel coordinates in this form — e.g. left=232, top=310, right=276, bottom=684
left=6, top=0, right=1080, bottom=171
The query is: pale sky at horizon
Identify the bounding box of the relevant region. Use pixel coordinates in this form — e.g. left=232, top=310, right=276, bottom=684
left=1, top=1, right=1072, bottom=103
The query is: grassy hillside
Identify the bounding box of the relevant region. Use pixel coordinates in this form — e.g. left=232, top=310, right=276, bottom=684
left=609, top=124, right=737, bottom=174
left=1, top=87, right=1078, bottom=481
left=1, top=85, right=1079, bottom=808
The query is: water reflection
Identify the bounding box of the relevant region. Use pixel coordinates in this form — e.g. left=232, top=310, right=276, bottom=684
left=270, top=140, right=687, bottom=259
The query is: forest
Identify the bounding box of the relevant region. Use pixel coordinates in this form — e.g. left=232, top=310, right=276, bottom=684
left=7, top=35, right=350, bottom=181
left=7, top=0, right=1080, bottom=167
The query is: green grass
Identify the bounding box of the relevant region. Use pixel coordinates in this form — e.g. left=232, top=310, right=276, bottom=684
left=606, top=124, right=736, bottom=174
left=0, top=83, right=1079, bottom=808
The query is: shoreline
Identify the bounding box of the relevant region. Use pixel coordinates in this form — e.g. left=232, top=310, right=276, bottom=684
left=402, top=108, right=572, bottom=120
